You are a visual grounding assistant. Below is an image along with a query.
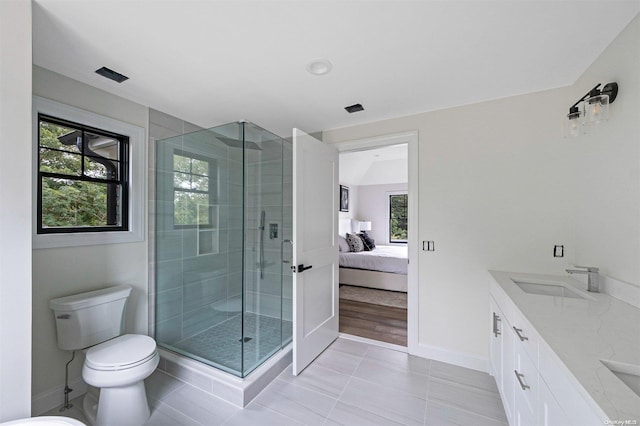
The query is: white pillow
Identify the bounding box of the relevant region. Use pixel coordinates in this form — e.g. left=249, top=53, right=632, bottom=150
left=337, top=235, right=350, bottom=252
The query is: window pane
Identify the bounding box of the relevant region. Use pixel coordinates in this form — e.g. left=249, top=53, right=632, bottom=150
left=190, top=158, right=209, bottom=176
left=173, top=154, right=191, bottom=173
left=39, top=148, right=82, bottom=176
left=174, top=191, right=210, bottom=226
left=389, top=194, right=408, bottom=242
left=84, top=156, right=118, bottom=180
left=85, top=132, right=120, bottom=160
left=39, top=121, right=81, bottom=154
left=41, top=177, right=121, bottom=228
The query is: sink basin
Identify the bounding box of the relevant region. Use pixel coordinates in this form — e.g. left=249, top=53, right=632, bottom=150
left=512, top=279, right=588, bottom=299
left=601, top=360, right=640, bottom=397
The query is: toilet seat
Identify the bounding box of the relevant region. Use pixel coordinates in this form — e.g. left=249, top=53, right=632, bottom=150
left=86, top=334, right=157, bottom=371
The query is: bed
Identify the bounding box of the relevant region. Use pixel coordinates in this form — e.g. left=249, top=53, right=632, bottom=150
left=339, top=244, right=408, bottom=292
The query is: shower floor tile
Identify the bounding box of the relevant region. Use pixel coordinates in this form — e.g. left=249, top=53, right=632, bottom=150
left=177, top=313, right=292, bottom=374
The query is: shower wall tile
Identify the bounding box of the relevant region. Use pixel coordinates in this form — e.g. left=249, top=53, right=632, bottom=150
left=228, top=160, right=243, bottom=184
left=156, top=259, right=183, bottom=292
left=155, top=317, right=182, bottom=344
left=150, top=122, right=181, bottom=141
left=244, top=271, right=281, bottom=295
left=183, top=275, right=228, bottom=313
left=156, top=231, right=183, bottom=262
left=282, top=297, right=293, bottom=322
left=228, top=272, right=243, bottom=298
left=150, top=109, right=186, bottom=134
left=182, top=305, right=230, bottom=339
left=183, top=253, right=229, bottom=284
left=245, top=291, right=281, bottom=318
left=156, top=288, right=183, bottom=322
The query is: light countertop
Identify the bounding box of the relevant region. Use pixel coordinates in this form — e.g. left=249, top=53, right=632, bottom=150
left=489, top=270, right=640, bottom=422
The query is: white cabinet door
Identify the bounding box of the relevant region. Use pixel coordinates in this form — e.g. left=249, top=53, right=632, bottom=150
left=538, top=376, right=570, bottom=426
left=291, top=128, right=339, bottom=375
left=513, top=344, right=538, bottom=426
left=490, top=297, right=504, bottom=388
left=502, top=315, right=516, bottom=424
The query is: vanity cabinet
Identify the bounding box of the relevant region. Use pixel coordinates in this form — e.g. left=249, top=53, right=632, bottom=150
left=490, top=291, right=577, bottom=426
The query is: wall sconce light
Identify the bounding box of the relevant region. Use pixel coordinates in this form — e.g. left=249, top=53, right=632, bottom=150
left=565, top=82, right=618, bottom=137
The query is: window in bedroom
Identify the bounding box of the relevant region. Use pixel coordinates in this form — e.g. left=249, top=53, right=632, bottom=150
left=388, top=192, right=408, bottom=243
left=37, top=114, right=129, bottom=234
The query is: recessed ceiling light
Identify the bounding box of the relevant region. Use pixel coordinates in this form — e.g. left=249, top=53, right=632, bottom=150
left=306, top=59, right=332, bottom=76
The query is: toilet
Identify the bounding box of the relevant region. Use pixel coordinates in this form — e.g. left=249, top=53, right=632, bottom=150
left=49, top=285, right=159, bottom=426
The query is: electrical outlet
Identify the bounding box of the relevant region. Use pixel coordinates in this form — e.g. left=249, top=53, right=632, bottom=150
left=554, top=245, right=564, bottom=257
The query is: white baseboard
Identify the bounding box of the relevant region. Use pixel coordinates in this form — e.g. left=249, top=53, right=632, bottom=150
left=339, top=333, right=408, bottom=353
left=31, top=377, right=87, bottom=416
left=411, top=342, right=489, bottom=373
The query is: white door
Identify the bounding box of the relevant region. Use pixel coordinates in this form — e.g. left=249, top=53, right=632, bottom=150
left=292, top=128, right=339, bottom=375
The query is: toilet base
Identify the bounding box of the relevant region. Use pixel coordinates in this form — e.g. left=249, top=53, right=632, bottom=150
left=83, top=381, right=151, bottom=426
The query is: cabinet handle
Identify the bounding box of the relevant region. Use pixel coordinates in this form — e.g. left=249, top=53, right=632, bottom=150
left=492, top=312, right=501, bottom=337
left=514, top=370, right=530, bottom=390
left=513, top=326, right=528, bottom=341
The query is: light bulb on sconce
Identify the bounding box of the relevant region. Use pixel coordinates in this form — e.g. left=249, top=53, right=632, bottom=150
left=565, top=82, right=618, bottom=138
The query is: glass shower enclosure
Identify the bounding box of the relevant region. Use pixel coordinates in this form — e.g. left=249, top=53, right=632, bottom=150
left=154, top=121, right=292, bottom=377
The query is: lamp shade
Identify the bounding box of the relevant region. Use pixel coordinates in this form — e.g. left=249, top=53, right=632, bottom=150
left=359, top=221, right=372, bottom=232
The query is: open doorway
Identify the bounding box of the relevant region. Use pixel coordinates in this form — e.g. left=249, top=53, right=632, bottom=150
left=336, top=137, right=413, bottom=347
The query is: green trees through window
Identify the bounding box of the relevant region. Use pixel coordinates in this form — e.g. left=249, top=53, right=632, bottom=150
left=37, top=115, right=128, bottom=233
left=173, top=151, right=216, bottom=227
left=389, top=193, right=408, bottom=242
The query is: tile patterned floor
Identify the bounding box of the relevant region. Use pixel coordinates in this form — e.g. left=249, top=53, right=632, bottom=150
left=48, top=338, right=507, bottom=426
left=176, top=313, right=293, bottom=374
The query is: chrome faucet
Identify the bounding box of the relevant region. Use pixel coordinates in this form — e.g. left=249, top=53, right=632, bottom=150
left=566, top=266, right=600, bottom=292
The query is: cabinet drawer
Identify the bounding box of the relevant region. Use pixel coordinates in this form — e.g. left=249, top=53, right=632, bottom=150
left=514, top=343, right=538, bottom=426
left=510, top=309, right=539, bottom=367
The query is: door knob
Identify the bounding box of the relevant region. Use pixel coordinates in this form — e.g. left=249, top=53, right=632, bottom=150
left=293, top=264, right=313, bottom=273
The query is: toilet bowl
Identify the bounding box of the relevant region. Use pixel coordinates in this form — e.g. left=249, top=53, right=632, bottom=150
left=81, top=335, right=159, bottom=426
left=49, top=286, right=158, bottom=426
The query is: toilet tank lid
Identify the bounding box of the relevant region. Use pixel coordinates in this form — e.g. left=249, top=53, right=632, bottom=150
left=49, top=285, right=133, bottom=312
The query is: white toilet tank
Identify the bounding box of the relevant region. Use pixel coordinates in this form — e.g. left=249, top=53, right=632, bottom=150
left=49, top=285, right=132, bottom=351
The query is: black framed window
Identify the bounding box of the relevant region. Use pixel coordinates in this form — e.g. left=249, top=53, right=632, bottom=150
left=389, top=193, right=408, bottom=243
left=37, top=114, right=129, bottom=234
left=173, top=150, right=217, bottom=228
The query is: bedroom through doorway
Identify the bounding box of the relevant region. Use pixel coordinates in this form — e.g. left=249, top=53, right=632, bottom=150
left=337, top=141, right=410, bottom=347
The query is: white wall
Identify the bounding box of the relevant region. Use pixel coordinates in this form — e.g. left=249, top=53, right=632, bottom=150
left=31, top=67, right=149, bottom=401
left=324, top=15, right=640, bottom=369
left=570, top=16, right=640, bottom=286
left=357, top=183, right=408, bottom=245
left=0, top=1, right=33, bottom=421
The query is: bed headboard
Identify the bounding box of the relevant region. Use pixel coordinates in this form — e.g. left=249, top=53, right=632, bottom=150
left=339, top=218, right=362, bottom=236
left=338, top=218, right=351, bottom=237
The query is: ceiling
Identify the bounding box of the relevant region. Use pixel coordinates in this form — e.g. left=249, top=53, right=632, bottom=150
left=32, top=1, right=640, bottom=137
left=340, top=144, right=408, bottom=186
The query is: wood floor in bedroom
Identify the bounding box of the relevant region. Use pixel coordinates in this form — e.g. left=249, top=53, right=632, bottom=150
left=339, top=298, right=408, bottom=346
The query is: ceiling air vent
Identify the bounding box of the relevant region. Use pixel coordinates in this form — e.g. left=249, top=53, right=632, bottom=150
left=95, top=67, right=129, bottom=83
left=345, top=103, right=364, bottom=113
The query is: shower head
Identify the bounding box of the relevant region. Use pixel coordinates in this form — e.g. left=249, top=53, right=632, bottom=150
left=210, top=133, right=263, bottom=151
